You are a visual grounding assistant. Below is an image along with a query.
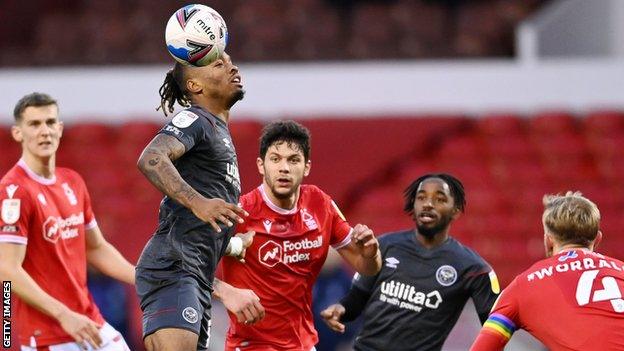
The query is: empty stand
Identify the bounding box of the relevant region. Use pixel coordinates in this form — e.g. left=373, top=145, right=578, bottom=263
left=1, top=110, right=622, bottom=290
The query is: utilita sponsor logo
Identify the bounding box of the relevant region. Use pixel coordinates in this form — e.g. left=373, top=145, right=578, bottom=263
left=3, top=281, right=11, bottom=348
left=42, top=212, right=84, bottom=243
left=379, top=280, right=443, bottom=313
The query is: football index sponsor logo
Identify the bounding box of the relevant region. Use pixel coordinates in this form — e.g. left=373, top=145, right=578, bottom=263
left=258, top=235, right=323, bottom=267
left=42, top=212, right=85, bottom=243
left=3, top=281, right=11, bottom=348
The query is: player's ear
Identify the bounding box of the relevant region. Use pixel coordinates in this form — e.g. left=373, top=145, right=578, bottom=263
left=543, top=231, right=554, bottom=257
left=450, top=206, right=461, bottom=220
left=592, top=230, right=603, bottom=251
left=186, top=77, right=202, bottom=94
left=303, top=159, right=311, bottom=177
left=11, top=125, right=23, bottom=143
left=256, top=157, right=265, bottom=176
left=58, top=121, right=64, bottom=138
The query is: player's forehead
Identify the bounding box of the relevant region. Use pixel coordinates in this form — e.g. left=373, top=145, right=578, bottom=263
left=266, top=140, right=304, bottom=158
left=21, top=104, right=59, bottom=122
left=416, top=178, right=451, bottom=196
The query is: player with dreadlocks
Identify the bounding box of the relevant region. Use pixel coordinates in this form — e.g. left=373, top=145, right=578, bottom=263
left=135, top=55, right=265, bottom=351
left=321, top=173, right=500, bottom=351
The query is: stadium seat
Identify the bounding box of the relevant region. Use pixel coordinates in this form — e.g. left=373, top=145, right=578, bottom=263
left=529, top=111, right=578, bottom=136
left=583, top=110, right=624, bottom=137
left=476, top=113, right=526, bottom=137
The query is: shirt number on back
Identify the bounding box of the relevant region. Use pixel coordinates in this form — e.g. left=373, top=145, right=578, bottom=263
left=575, top=269, right=624, bottom=312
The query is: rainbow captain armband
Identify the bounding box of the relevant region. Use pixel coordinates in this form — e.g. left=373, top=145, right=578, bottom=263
left=483, top=313, right=516, bottom=341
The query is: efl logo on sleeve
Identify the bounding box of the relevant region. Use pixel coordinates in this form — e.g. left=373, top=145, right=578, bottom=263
left=2, top=281, right=11, bottom=348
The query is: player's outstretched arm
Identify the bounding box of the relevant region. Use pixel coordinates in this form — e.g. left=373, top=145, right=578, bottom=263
left=213, top=278, right=265, bottom=325
left=137, top=134, right=247, bottom=231
left=0, top=243, right=103, bottom=348
left=321, top=283, right=372, bottom=333
left=86, top=226, right=135, bottom=285
left=337, top=224, right=381, bottom=276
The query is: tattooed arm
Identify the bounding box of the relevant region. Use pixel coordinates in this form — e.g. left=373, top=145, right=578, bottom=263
left=137, top=134, right=246, bottom=231
left=137, top=134, right=200, bottom=208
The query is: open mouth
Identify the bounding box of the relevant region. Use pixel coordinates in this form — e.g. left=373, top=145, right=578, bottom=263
left=418, top=212, right=437, bottom=224
left=231, top=75, right=242, bottom=86
left=276, top=178, right=291, bottom=187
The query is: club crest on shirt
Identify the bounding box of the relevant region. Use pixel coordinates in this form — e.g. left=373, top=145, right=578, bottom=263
left=436, top=265, right=458, bottom=286
left=1, top=199, right=20, bottom=224
left=182, top=307, right=199, bottom=324
left=301, top=208, right=318, bottom=230
left=172, top=111, right=199, bottom=128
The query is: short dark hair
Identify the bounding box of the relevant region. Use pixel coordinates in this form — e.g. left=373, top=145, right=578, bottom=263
left=403, top=173, right=466, bottom=216
left=259, top=120, right=311, bottom=161
left=14, top=92, right=58, bottom=121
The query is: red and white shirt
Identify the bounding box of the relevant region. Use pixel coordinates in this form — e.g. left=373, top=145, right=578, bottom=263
left=471, top=249, right=624, bottom=350
left=0, top=160, right=104, bottom=347
left=221, top=184, right=352, bottom=351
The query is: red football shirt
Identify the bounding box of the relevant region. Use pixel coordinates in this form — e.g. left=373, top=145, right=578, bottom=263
left=471, top=249, right=624, bottom=351
left=221, top=184, right=352, bottom=351
left=0, top=160, right=104, bottom=347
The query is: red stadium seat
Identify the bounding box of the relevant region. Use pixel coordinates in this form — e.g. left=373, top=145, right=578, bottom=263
left=583, top=110, right=624, bottom=137
left=476, top=113, right=526, bottom=136
left=529, top=111, right=578, bottom=136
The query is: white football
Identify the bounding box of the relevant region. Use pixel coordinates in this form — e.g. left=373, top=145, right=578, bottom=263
left=165, top=4, right=228, bottom=66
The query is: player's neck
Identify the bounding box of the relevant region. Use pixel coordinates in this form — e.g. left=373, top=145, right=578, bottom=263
left=21, top=153, right=55, bottom=179
left=196, top=100, right=230, bottom=124
left=262, top=183, right=299, bottom=210
left=415, top=230, right=449, bottom=249
left=553, top=244, right=591, bottom=256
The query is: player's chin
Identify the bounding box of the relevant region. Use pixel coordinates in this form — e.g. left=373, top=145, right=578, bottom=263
left=227, top=89, right=245, bottom=108
left=272, top=186, right=295, bottom=199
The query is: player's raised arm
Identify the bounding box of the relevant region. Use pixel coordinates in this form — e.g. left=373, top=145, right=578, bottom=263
left=137, top=133, right=246, bottom=231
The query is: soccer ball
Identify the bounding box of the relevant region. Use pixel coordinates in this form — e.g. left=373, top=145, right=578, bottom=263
left=165, top=4, right=228, bottom=66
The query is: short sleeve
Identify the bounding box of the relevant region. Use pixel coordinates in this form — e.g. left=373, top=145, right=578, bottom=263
left=0, top=183, right=33, bottom=244
left=328, top=199, right=352, bottom=249
left=159, top=110, right=210, bottom=152
left=79, top=178, right=97, bottom=230
left=465, top=265, right=500, bottom=323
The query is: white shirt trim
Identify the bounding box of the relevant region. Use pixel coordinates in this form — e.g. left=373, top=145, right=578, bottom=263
left=258, top=185, right=298, bottom=215
left=0, top=234, right=27, bottom=245
left=17, top=159, right=56, bottom=185
left=332, top=228, right=353, bottom=250
left=85, top=218, right=98, bottom=230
